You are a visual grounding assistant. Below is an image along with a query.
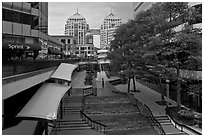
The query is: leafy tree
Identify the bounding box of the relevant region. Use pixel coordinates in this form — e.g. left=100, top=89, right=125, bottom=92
left=108, top=20, right=148, bottom=92
left=108, top=2, right=201, bottom=108
left=143, top=2, right=201, bottom=108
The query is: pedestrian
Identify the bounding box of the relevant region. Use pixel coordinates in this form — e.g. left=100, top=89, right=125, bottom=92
left=102, top=78, right=104, bottom=88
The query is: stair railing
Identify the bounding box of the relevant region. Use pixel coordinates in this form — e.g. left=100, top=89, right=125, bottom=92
left=166, top=107, right=202, bottom=135
left=83, top=86, right=94, bottom=96
left=127, top=93, right=165, bottom=135
left=80, top=90, right=107, bottom=134
left=144, top=104, right=166, bottom=135
left=80, top=110, right=107, bottom=134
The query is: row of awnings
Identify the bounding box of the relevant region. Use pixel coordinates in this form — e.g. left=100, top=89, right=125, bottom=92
left=16, top=63, right=78, bottom=121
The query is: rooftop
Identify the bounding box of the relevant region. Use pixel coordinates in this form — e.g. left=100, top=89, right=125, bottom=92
left=68, top=9, right=85, bottom=20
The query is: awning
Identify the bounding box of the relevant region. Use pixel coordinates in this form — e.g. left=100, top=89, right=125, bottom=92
left=50, top=63, right=78, bottom=81
left=48, top=48, right=64, bottom=55
left=98, top=60, right=110, bottom=64
left=2, top=42, right=41, bottom=51
left=17, top=83, right=70, bottom=120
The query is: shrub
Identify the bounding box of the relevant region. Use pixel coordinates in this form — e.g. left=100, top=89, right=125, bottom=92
left=178, top=109, right=194, bottom=119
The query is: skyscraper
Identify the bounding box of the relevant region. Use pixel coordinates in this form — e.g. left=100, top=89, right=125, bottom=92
left=65, top=9, right=89, bottom=45
left=100, top=10, right=122, bottom=49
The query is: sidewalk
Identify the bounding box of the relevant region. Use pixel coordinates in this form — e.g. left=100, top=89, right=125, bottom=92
left=115, top=80, right=178, bottom=117
left=114, top=80, right=202, bottom=135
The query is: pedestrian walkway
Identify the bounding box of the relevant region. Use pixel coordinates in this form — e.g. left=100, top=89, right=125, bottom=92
left=115, top=81, right=178, bottom=116
left=114, top=80, right=189, bottom=135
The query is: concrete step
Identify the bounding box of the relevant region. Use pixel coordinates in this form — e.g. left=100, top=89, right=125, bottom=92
left=66, top=103, right=82, bottom=107
left=155, top=116, right=169, bottom=120
left=58, top=119, right=84, bottom=123
left=64, top=107, right=81, bottom=110
left=59, top=123, right=89, bottom=128
left=59, top=126, right=92, bottom=130
left=64, top=109, right=81, bottom=112
left=59, top=121, right=86, bottom=125
left=157, top=119, right=171, bottom=123
left=64, top=110, right=80, bottom=113
left=52, top=129, right=104, bottom=135
left=64, top=100, right=82, bottom=102
left=60, top=114, right=81, bottom=121
left=166, top=132, right=187, bottom=135
left=160, top=122, right=173, bottom=125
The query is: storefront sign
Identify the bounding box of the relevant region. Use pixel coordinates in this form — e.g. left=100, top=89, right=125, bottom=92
left=3, top=42, right=41, bottom=51
left=8, top=44, right=30, bottom=50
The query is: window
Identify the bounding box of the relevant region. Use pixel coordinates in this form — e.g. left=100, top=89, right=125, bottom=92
left=61, top=39, right=65, bottom=43
left=21, top=13, right=31, bottom=25
left=67, top=39, right=70, bottom=44
left=2, top=9, right=31, bottom=25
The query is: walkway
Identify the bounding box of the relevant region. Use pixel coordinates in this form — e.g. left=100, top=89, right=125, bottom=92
left=114, top=80, right=189, bottom=135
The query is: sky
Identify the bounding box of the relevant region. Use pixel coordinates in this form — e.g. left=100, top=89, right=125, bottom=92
left=48, top=2, right=136, bottom=35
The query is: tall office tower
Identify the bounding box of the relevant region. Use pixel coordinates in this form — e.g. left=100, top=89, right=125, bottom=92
left=100, top=10, right=122, bottom=49
left=65, top=10, right=89, bottom=45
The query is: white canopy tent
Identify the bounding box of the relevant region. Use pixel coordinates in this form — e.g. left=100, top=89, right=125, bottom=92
left=17, top=83, right=70, bottom=120
left=50, top=63, right=78, bottom=82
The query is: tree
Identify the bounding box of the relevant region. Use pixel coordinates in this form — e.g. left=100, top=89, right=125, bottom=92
left=108, top=2, right=201, bottom=108
left=108, top=20, right=148, bottom=93
left=143, top=2, right=201, bottom=108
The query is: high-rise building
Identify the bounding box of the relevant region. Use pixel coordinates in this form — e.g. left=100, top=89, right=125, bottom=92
left=64, top=10, right=90, bottom=57
left=64, top=10, right=89, bottom=45
left=100, top=11, right=122, bottom=49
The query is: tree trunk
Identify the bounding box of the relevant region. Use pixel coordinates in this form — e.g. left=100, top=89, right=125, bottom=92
left=127, top=77, right=131, bottom=93
left=159, top=77, right=165, bottom=102
left=133, top=77, right=136, bottom=92
left=176, top=67, right=181, bottom=108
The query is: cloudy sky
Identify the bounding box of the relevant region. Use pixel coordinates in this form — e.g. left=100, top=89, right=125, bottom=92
left=48, top=2, right=136, bottom=35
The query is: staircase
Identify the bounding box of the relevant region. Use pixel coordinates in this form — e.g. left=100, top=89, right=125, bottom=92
left=51, top=95, right=104, bottom=135
left=155, top=116, right=188, bottom=135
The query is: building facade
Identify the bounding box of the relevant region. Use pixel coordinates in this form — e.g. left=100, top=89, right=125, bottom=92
left=133, top=2, right=155, bottom=18
left=51, top=35, right=77, bottom=58
left=89, top=29, right=100, bottom=49
left=64, top=10, right=98, bottom=58
left=2, top=2, right=64, bottom=60
left=64, top=10, right=89, bottom=45
left=100, top=11, right=122, bottom=49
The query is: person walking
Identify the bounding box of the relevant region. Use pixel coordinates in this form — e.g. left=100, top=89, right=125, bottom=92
left=102, top=78, right=105, bottom=88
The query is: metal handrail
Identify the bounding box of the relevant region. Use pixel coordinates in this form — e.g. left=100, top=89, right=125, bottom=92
left=144, top=104, right=166, bottom=135
left=80, top=110, right=107, bottom=134
left=80, top=88, right=107, bottom=134
left=166, top=107, right=202, bottom=135
left=127, top=93, right=165, bottom=135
